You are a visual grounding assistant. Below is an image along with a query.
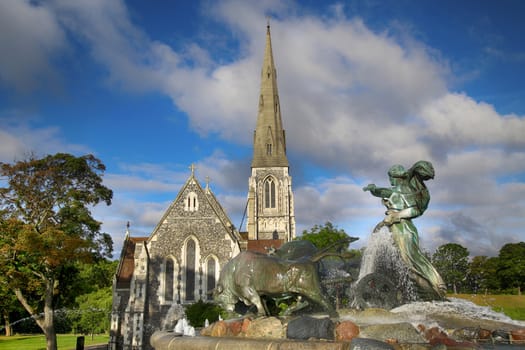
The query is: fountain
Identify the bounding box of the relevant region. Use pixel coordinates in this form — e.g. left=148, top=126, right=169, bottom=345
left=151, top=161, right=525, bottom=349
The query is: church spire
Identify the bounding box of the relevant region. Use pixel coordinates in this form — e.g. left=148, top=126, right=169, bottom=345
left=246, top=23, right=295, bottom=242
left=251, top=23, right=289, bottom=168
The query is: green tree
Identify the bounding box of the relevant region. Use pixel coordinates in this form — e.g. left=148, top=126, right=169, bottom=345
left=67, top=259, right=118, bottom=302
left=468, top=256, right=488, bottom=293
left=79, top=259, right=118, bottom=290
left=0, top=280, right=23, bottom=336
left=0, top=153, right=113, bottom=350
left=467, top=255, right=501, bottom=293
left=483, top=257, right=501, bottom=292
left=497, top=242, right=525, bottom=295
left=432, top=243, right=469, bottom=294
left=73, top=287, right=112, bottom=338
left=300, top=222, right=351, bottom=252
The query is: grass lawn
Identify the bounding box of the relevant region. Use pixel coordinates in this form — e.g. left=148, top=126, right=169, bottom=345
left=453, top=293, right=525, bottom=321
left=0, top=334, right=109, bottom=350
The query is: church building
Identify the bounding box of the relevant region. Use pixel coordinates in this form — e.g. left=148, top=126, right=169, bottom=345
left=109, top=24, right=295, bottom=350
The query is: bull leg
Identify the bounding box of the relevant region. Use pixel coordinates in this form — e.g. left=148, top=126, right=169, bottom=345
left=313, top=291, right=338, bottom=317
left=241, top=286, right=267, bottom=316
left=294, top=287, right=337, bottom=317
left=282, top=296, right=310, bottom=316
left=260, top=298, right=272, bottom=316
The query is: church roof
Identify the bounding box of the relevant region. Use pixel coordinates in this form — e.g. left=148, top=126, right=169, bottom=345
left=251, top=24, right=289, bottom=168
left=247, top=238, right=284, bottom=254
left=115, top=236, right=147, bottom=289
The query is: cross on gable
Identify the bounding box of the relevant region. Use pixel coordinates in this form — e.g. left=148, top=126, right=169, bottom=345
left=189, top=163, right=197, bottom=176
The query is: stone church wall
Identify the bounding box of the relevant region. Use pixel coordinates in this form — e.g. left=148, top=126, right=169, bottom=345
left=142, top=180, right=238, bottom=339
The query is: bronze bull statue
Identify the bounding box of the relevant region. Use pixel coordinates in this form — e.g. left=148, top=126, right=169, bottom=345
left=213, top=250, right=338, bottom=317
left=214, top=237, right=358, bottom=317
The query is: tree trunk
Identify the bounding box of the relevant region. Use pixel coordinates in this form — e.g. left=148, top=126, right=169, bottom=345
left=3, top=310, right=12, bottom=337
left=14, top=278, right=58, bottom=350
left=43, top=278, right=57, bottom=350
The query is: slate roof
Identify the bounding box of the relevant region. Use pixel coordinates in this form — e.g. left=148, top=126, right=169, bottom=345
left=246, top=239, right=284, bottom=254
left=115, top=236, right=147, bottom=289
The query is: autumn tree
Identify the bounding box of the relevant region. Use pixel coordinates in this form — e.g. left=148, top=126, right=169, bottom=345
left=432, top=243, right=469, bottom=294
left=0, top=153, right=113, bottom=350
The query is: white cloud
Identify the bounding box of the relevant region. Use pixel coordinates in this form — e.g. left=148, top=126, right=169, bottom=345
left=421, top=93, right=525, bottom=156
left=0, top=0, right=67, bottom=92
left=1, top=0, right=524, bottom=257
left=49, top=0, right=168, bottom=92
left=0, top=116, right=89, bottom=162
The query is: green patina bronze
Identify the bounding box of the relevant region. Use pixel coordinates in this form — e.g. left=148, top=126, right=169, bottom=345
left=363, top=160, right=446, bottom=300
left=213, top=250, right=337, bottom=317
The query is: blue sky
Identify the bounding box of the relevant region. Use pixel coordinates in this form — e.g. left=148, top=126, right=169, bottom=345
left=1, top=0, right=524, bottom=258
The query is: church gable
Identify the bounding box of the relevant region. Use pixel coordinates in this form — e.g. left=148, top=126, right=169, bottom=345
left=148, top=174, right=237, bottom=251
left=145, top=172, right=240, bottom=307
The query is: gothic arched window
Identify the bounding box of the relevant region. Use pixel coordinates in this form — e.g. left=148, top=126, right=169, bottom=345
left=185, top=239, right=196, bottom=301
left=264, top=177, right=276, bottom=209
left=206, top=258, right=216, bottom=300
left=165, top=258, right=174, bottom=302
left=184, top=192, right=199, bottom=212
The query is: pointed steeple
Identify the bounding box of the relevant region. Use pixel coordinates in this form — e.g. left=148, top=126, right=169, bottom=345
left=251, top=23, right=289, bottom=168
left=246, top=23, right=295, bottom=242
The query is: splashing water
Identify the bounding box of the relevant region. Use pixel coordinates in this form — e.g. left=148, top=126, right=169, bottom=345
left=391, top=297, right=525, bottom=327
left=359, top=227, right=392, bottom=279
left=357, top=227, right=417, bottom=303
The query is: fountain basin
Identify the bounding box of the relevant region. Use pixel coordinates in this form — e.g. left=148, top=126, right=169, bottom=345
left=152, top=299, right=525, bottom=350
left=150, top=332, right=352, bottom=349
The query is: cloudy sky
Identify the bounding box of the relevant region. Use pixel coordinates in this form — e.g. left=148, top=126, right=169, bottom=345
left=1, top=0, right=524, bottom=258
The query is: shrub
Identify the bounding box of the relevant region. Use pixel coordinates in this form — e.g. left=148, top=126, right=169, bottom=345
left=184, top=300, right=226, bottom=327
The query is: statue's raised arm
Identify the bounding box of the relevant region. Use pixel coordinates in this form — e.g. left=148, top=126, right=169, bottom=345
left=362, top=183, right=392, bottom=198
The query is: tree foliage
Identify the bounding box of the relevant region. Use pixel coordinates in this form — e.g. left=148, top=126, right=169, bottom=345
left=72, top=287, right=112, bottom=338
left=432, top=243, right=470, bottom=294
left=300, top=222, right=351, bottom=252
left=497, top=242, right=525, bottom=294
left=431, top=241, right=525, bottom=295
left=0, top=153, right=113, bottom=350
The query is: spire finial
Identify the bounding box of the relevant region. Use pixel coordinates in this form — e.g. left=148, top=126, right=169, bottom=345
left=189, top=163, right=196, bottom=176
left=125, top=221, right=130, bottom=238
left=266, top=16, right=270, bottom=29
left=205, top=176, right=210, bottom=191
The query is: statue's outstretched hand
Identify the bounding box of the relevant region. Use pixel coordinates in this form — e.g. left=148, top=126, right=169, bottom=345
left=363, top=184, right=376, bottom=192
